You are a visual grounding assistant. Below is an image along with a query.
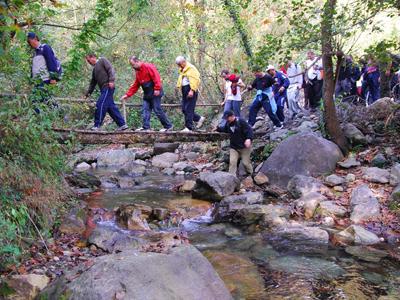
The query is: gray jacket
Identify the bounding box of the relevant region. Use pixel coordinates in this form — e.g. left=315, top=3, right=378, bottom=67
left=86, top=57, right=115, bottom=95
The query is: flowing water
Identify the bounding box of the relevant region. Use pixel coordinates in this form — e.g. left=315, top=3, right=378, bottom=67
left=88, top=173, right=400, bottom=300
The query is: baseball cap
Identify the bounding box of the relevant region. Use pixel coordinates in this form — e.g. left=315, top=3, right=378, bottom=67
left=223, top=110, right=235, bottom=119
left=266, top=65, right=275, bottom=72
left=27, top=32, right=38, bottom=40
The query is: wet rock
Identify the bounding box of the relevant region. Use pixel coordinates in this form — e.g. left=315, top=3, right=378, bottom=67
left=152, top=208, right=169, bottom=221
left=41, top=245, right=231, bottom=300
left=65, top=172, right=101, bottom=189
left=116, top=177, right=136, bottom=189
left=87, top=225, right=141, bottom=252
left=153, top=142, right=179, bottom=155
left=203, top=250, right=266, bottom=300
left=260, top=132, right=343, bottom=187
left=343, top=123, right=367, bottom=146
left=318, top=201, right=347, bottom=217
left=390, top=163, right=400, bottom=186
left=324, top=174, right=345, bottom=187
left=75, top=162, right=91, bottom=172
left=180, top=180, right=196, bottom=192
left=117, top=162, right=146, bottom=177
left=192, top=171, right=240, bottom=201
left=345, top=246, right=388, bottom=262
left=371, top=153, right=387, bottom=167
left=115, top=205, right=151, bottom=231
left=337, top=156, right=361, bottom=169
left=294, top=192, right=327, bottom=219
left=152, top=152, right=179, bottom=168
left=183, top=165, right=198, bottom=173
left=362, top=167, right=390, bottom=184
left=287, top=175, right=329, bottom=199
left=260, top=204, right=290, bottom=227
left=253, top=172, right=269, bottom=185
left=268, top=256, right=345, bottom=280
left=97, top=149, right=136, bottom=167
left=59, top=207, right=86, bottom=235
left=334, top=225, right=380, bottom=245
left=346, top=173, right=356, bottom=182
left=162, top=168, right=175, bottom=175
left=4, top=274, right=50, bottom=300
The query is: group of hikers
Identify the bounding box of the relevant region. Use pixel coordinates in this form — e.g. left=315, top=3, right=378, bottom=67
left=27, top=32, right=400, bottom=176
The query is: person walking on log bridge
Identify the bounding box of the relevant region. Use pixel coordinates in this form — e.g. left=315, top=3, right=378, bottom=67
left=84, top=53, right=128, bottom=131
left=217, top=110, right=253, bottom=176
left=120, top=56, right=173, bottom=132
left=27, top=32, right=63, bottom=110
left=247, top=65, right=282, bottom=129
left=175, top=56, right=205, bottom=132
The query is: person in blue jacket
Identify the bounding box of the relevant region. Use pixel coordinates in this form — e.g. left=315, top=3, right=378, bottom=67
left=27, top=32, right=62, bottom=107
left=364, top=59, right=381, bottom=105
left=266, top=65, right=290, bottom=123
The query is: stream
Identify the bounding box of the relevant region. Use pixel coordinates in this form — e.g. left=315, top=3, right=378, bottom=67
left=86, top=171, right=400, bottom=299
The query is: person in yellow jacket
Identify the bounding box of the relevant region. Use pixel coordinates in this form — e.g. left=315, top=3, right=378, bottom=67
left=176, top=56, right=205, bottom=132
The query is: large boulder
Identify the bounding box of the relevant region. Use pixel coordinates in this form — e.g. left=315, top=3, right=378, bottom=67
left=40, top=245, right=232, bottom=300
left=367, top=97, right=397, bottom=120
left=153, top=142, right=179, bottom=155
left=192, top=171, right=240, bottom=201
left=260, top=132, right=343, bottom=188
left=97, top=149, right=136, bottom=167
left=151, top=152, right=179, bottom=168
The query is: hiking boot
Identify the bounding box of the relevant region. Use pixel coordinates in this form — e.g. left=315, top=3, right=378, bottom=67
left=196, top=116, right=205, bottom=128
left=135, top=127, right=151, bottom=132
left=180, top=127, right=192, bottom=133
left=273, top=124, right=283, bottom=130
left=116, top=124, right=129, bottom=131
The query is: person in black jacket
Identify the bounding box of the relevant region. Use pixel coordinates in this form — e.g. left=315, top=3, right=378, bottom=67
left=217, top=110, right=253, bottom=176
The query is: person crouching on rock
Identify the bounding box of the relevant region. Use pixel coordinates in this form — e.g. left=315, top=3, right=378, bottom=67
left=217, top=110, right=253, bottom=176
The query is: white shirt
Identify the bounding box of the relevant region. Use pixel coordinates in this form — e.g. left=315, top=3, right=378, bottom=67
left=182, top=76, right=190, bottom=86
left=287, top=63, right=303, bottom=88
left=306, top=58, right=323, bottom=80
left=225, top=79, right=243, bottom=101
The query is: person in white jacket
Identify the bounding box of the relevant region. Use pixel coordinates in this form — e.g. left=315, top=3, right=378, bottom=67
left=286, top=59, right=303, bottom=119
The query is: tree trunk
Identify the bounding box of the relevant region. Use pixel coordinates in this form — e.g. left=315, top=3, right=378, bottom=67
left=194, top=0, right=206, bottom=69
left=223, top=0, right=253, bottom=59
left=321, top=0, right=349, bottom=155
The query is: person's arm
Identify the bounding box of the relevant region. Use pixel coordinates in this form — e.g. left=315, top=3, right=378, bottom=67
left=283, top=74, right=290, bottom=89
left=147, top=64, right=162, bottom=91
left=241, top=120, right=253, bottom=148
left=216, top=122, right=229, bottom=133
left=86, top=69, right=96, bottom=97
left=102, top=58, right=115, bottom=87
left=297, top=66, right=303, bottom=88
left=122, top=77, right=140, bottom=99
left=188, top=67, right=201, bottom=91
left=238, top=78, right=246, bottom=88
left=42, top=44, right=58, bottom=81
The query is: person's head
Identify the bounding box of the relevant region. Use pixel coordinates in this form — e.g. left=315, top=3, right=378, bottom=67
left=346, top=55, right=353, bottom=64
left=27, top=32, right=40, bottom=49
left=129, top=55, right=143, bottom=70
left=266, top=65, right=276, bottom=77
left=85, top=53, right=97, bottom=66
left=251, top=65, right=264, bottom=78
left=223, top=110, right=236, bottom=124
left=307, top=51, right=315, bottom=60
left=220, top=69, right=230, bottom=79
left=175, top=56, right=187, bottom=69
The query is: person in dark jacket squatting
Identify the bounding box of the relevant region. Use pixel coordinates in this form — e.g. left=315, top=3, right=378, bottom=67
left=84, top=53, right=128, bottom=131
left=217, top=110, right=253, bottom=176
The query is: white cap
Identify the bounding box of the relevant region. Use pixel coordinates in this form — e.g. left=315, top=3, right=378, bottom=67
left=175, top=56, right=186, bottom=64
left=266, top=65, right=275, bottom=72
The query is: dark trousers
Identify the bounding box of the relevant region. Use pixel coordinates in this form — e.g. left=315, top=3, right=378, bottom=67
left=31, top=80, right=58, bottom=113
left=142, top=96, right=172, bottom=129
left=182, top=85, right=201, bottom=130
left=368, top=84, right=381, bottom=104
left=248, top=96, right=281, bottom=127
left=306, top=79, right=323, bottom=109
left=94, top=88, right=125, bottom=128
left=275, top=95, right=286, bottom=123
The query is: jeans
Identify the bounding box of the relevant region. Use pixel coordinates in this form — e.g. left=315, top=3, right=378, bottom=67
left=182, top=85, right=201, bottom=130
left=142, top=95, right=172, bottom=129
left=248, top=95, right=281, bottom=127
left=229, top=148, right=253, bottom=175
left=219, top=100, right=242, bottom=128
left=94, top=88, right=125, bottom=128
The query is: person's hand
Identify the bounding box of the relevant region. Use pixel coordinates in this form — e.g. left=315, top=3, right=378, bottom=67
left=108, top=82, right=115, bottom=89
left=220, top=101, right=225, bottom=107
left=244, top=139, right=252, bottom=148
left=154, top=90, right=160, bottom=97
left=83, top=94, right=89, bottom=100
left=247, top=85, right=252, bottom=91
left=279, top=87, right=285, bottom=93
left=50, top=79, right=57, bottom=85
left=188, top=89, right=194, bottom=98
left=120, top=95, right=128, bottom=101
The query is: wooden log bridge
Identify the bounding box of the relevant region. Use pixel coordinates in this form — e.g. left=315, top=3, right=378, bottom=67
left=53, top=128, right=267, bottom=145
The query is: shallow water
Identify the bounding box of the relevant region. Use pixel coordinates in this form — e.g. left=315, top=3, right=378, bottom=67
left=91, top=173, right=400, bottom=300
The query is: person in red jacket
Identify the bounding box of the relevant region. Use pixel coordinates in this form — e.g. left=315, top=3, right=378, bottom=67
left=121, top=56, right=173, bottom=131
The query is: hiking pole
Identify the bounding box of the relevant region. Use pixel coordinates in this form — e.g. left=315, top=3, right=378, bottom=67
left=122, top=99, right=127, bottom=122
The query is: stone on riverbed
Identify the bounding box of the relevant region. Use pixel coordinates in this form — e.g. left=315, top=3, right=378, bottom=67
left=334, top=225, right=380, bottom=245
left=324, top=174, right=345, bottom=187
left=115, top=205, right=151, bottom=231
left=345, top=246, right=388, bottom=262
left=350, top=185, right=381, bottom=223
left=260, top=132, right=343, bottom=188
left=287, top=175, right=330, bottom=199
left=152, top=152, right=179, bottom=168
left=192, top=171, right=240, bottom=201
left=97, top=149, right=136, bottom=167
left=75, top=162, right=91, bottom=172
left=294, top=192, right=327, bottom=219
left=41, top=245, right=232, bottom=300
left=318, top=201, right=347, bottom=217
left=153, top=142, right=179, bottom=155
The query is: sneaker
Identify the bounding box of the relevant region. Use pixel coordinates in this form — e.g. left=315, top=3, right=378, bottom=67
left=196, top=116, right=205, bottom=129
left=180, top=127, right=192, bottom=133
left=273, top=124, right=283, bottom=130
left=135, top=127, right=150, bottom=132
left=116, top=124, right=128, bottom=131
left=159, top=126, right=173, bottom=132
left=91, top=126, right=100, bottom=131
